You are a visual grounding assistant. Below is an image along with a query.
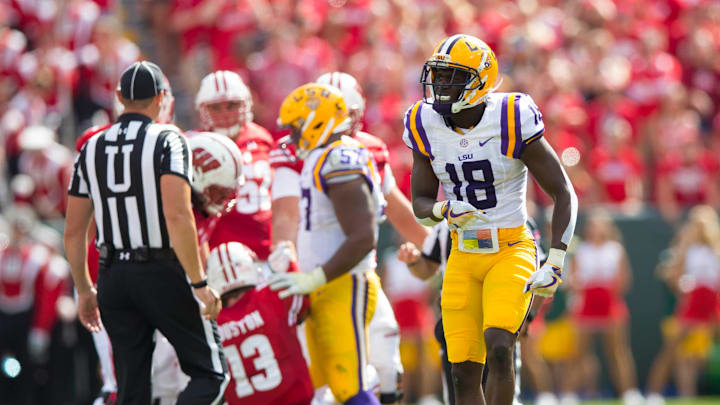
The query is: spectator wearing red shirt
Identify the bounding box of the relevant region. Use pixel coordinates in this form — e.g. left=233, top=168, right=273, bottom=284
left=0, top=205, right=69, bottom=404
left=15, top=126, right=74, bottom=220
left=657, top=133, right=720, bottom=223
left=588, top=117, right=645, bottom=208
left=76, top=15, right=139, bottom=125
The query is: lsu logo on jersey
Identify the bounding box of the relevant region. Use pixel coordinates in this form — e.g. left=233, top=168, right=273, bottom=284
left=401, top=92, right=546, bottom=229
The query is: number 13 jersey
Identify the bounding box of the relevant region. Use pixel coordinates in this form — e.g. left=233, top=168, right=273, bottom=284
left=217, top=285, right=312, bottom=405
left=402, top=92, right=545, bottom=229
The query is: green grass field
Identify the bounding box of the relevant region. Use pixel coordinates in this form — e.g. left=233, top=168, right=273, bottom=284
left=409, top=398, right=720, bottom=405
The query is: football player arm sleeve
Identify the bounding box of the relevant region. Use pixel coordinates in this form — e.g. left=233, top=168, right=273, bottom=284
left=322, top=178, right=378, bottom=282
left=521, top=137, right=577, bottom=253
left=271, top=167, right=301, bottom=247
left=409, top=150, right=442, bottom=224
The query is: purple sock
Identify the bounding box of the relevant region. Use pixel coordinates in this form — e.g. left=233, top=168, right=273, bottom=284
left=344, top=390, right=381, bottom=405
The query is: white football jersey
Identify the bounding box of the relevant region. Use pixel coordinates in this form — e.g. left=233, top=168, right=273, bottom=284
left=297, top=136, right=386, bottom=274
left=402, top=92, right=545, bottom=229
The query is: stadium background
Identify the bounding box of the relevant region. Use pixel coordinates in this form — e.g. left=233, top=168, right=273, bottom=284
left=1, top=0, right=720, bottom=403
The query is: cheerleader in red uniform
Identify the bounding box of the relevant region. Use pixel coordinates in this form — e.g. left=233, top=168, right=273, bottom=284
left=568, top=212, right=642, bottom=405
left=647, top=206, right=720, bottom=405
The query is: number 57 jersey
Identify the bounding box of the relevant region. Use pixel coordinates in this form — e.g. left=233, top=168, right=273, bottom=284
left=217, top=286, right=312, bottom=405
left=297, top=136, right=386, bottom=274
left=402, top=92, right=545, bottom=229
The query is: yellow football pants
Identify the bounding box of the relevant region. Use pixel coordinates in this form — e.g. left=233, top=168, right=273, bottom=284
left=306, top=271, right=379, bottom=402
left=442, top=225, right=536, bottom=364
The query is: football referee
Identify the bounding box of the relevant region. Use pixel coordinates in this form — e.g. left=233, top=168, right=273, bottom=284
left=64, top=61, right=229, bottom=404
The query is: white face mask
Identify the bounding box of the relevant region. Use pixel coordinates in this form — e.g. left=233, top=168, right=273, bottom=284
left=296, top=148, right=311, bottom=161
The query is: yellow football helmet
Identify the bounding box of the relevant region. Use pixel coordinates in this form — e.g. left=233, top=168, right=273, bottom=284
left=277, top=83, right=351, bottom=159
left=420, top=34, right=502, bottom=116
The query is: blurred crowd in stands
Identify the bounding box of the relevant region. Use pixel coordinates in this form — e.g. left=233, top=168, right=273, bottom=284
left=0, top=0, right=720, bottom=221
left=1, top=0, right=720, bottom=403
left=2, top=0, right=720, bottom=222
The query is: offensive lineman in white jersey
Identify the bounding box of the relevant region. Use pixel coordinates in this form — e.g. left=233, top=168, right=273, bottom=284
left=406, top=34, right=577, bottom=405
left=270, top=72, right=422, bottom=404
left=269, top=83, right=385, bottom=405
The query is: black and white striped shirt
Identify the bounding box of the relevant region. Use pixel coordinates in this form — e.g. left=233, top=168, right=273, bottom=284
left=68, top=113, right=191, bottom=250
left=421, top=218, right=547, bottom=273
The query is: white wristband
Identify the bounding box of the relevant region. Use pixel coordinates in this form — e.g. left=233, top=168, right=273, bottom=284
left=432, top=201, right=445, bottom=219
left=547, top=248, right=566, bottom=268
left=415, top=215, right=441, bottom=227
left=311, top=267, right=328, bottom=286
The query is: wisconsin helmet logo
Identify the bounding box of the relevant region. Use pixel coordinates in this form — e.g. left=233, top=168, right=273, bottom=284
left=192, top=148, right=221, bottom=173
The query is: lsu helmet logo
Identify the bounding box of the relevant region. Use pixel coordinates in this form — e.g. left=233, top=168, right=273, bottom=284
left=277, top=83, right=351, bottom=159
left=305, top=96, right=321, bottom=110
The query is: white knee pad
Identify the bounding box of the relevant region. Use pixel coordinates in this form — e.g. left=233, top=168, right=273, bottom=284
left=369, top=288, right=403, bottom=395
left=91, top=324, right=117, bottom=392
left=151, top=332, right=190, bottom=400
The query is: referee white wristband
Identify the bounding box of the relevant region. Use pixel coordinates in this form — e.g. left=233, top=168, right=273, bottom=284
left=546, top=248, right=566, bottom=268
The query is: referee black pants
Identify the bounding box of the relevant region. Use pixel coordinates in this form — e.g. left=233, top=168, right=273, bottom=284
left=97, top=259, right=228, bottom=405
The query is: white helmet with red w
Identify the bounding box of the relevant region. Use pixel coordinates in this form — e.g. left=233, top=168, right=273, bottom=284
left=195, top=70, right=253, bottom=138
left=187, top=132, right=244, bottom=216
left=207, top=242, right=261, bottom=295
left=316, top=72, right=366, bottom=135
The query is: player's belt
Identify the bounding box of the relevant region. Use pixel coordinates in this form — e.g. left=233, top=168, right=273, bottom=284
left=99, top=245, right=177, bottom=264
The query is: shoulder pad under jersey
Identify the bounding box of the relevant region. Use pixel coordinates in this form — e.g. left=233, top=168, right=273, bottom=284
left=498, top=92, right=545, bottom=159
left=401, top=101, right=434, bottom=161
left=312, top=138, right=375, bottom=192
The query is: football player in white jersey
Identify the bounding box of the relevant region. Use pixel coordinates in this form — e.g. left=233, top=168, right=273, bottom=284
left=269, top=83, right=386, bottom=405
left=406, top=34, right=577, bottom=405
left=270, top=72, right=419, bottom=404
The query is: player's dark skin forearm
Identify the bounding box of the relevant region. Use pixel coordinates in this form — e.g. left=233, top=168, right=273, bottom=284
left=521, top=138, right=576, bottom=250
left=322, top=179, right=378, bottom=282
left=410, top=150, right=442, bottom=221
